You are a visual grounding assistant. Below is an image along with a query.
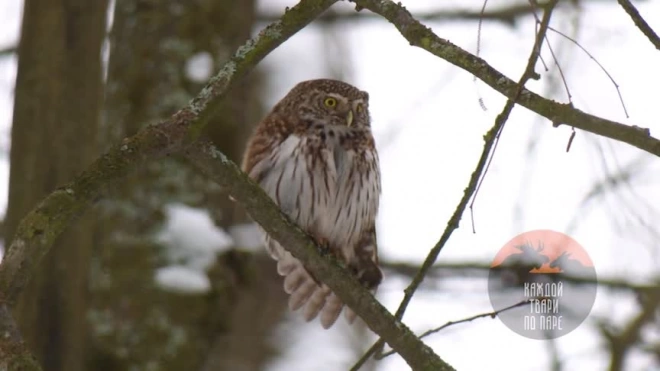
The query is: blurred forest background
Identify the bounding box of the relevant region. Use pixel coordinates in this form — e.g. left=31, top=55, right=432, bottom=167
left=0, top=0, right=659, bottom=370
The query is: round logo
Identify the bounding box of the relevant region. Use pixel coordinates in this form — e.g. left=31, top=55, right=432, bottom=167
left=488, top=230, right=597, bottom=339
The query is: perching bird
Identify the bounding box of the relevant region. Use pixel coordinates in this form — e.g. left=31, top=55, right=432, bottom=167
left=241, top=79, right=382, bottom=329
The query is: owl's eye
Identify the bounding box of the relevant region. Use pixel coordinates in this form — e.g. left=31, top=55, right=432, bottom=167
left=324, top=97, right=337, bottom=108
left=356, top=103, right=364, bottom=113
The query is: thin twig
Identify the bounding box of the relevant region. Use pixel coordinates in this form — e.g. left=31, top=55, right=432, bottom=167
left=378, top=299, right=532, bottom=359
left=0, top=45, right=17, bottom=58
left=470, top=0, right=558, bottom=236
left=350, top=1, right=559, bottom=368
left=418, top=299, right=531, bottom=339
left=474, top=0, right=490, bottom=111
left=527, top=1, right=574, bottom=102
left=352, top=0, right=659, bottom=158
left=548, top=26, right=628, bottom=118
left=260, top=2, right=564, bottom=26
left=617, top=0, right=660, bottom=50
left=567, top=127, right=577, bottom=152
left=542, top=34, right=572, bottom=101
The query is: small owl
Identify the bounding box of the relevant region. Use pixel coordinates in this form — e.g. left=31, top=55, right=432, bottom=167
left=241, top=79, right=383, bottom=329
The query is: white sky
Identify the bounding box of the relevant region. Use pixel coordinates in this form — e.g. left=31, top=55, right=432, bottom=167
left=1, top=0, right=660, bottom=370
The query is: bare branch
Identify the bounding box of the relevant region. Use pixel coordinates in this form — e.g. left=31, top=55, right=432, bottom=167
left=617, top=0, right=660, bottom=50
left=548, top=26, right=628, bottom=117
left=382, top=261, right=659, bottom=292
left=378, top=299, right=532, bottom=359
left=352, top=0, right=660, bottom=158
left=258, top=0, right=646, bottom=27
left=260, top=2, right=549, bottom=26
left=0, top=45, right=16, bottom=58
left=350, top=1, right=560, bottom=367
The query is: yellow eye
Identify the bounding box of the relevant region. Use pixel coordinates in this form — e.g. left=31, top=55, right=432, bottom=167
left=324, top=97, right=337, bottom=108
left=356, top=103, right=364, bottom=113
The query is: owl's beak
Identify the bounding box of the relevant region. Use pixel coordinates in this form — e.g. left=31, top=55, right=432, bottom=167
left=346, top=110, right=354, bottom=127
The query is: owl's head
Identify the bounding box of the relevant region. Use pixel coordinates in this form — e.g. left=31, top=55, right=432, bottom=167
left=282, top=79, right=371, bottom=129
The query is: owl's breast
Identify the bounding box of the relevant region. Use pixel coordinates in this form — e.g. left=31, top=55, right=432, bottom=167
left=251, top=132, right=380, bottom=262
left=312, top=130, right=381, bottom=261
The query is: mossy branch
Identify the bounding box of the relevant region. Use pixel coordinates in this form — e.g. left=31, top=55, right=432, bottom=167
left=0, top=1, right=338, bottom=370
left=183, top=142, right=454, bottom=371
left=0, top=1, right=454, bottom=370
left=0, top=0, right=456, bottom=365
left=0, top=0, right=341, bottom=305
left=0, top=0, right=338, bottom=306
left=0, top=303, right=41, bottom=370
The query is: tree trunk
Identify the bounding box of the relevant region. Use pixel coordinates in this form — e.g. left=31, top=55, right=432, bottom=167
left=4, top=1, right=108, bottom=370
left=89, top=1, right=288, bottom=370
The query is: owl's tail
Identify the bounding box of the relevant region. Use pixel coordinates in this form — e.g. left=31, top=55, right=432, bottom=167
left=265, top=234, right=381, bottom=329
left=277, top=251, right=345, bottom=329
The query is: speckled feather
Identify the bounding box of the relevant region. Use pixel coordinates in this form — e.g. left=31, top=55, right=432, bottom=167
left=241, top=79, right=382, bottom=329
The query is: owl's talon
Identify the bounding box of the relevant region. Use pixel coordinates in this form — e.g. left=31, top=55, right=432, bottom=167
left=314, top=237, right=331, bottom=255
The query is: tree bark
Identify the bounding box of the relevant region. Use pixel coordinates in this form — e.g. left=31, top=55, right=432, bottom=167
left=90, top=1, right=288, bottom=369
left=4, top=1, right=108, bottom=370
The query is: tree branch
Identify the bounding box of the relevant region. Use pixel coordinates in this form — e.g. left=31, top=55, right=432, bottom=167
left=0, top=0, right=338, bottom=307
left=351, top=0, right=660, bottom=158
left=0, top=1, right=339, bottom=369
left=617, top=0, right=660, bottom=50
left=0, top=45, right=16, bottom=58
left=350, top=1, right=560, bottom=367
left=0, top=1, right=456, bottom=370
left=378, top=299, right=532, bottom=359
left=260, top=1, right=557, bottom=26
left=183, top=142, right=454, bottom=371
left=0, top=0, right=658, bottom=369
left=382, top=261, right=658, bottom=292
left=0, top=303, right=41, bottom=370
left=258, top=0, right=645, bottom=27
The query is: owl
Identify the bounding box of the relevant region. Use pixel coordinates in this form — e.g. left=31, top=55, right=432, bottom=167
left=241, top=79, right=382, bottom=329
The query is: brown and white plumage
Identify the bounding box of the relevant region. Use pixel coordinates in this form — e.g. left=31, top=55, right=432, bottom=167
left=241, top=79, right=382, bottom=329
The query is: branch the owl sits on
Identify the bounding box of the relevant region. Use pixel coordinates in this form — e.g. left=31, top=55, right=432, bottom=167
left=241, top=79, right=383, bottom=329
